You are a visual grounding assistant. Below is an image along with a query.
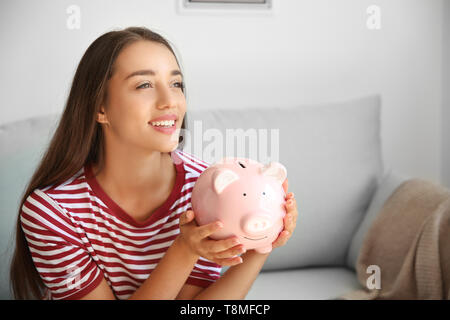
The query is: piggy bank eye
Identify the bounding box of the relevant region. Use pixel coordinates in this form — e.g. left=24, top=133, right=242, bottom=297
left=262, top=192, right=266, bottom=195
left=243, top=193, right=247, bottom=196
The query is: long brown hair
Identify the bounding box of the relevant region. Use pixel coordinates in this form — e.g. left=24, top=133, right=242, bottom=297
left=9, top=26, right=187, bottom=299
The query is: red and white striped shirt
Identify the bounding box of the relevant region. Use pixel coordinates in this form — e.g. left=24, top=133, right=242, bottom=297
left=20, top=149, right=221, bottom=300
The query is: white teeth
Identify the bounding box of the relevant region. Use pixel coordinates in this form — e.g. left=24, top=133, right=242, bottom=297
left=151, top=120, right=175, bottom=127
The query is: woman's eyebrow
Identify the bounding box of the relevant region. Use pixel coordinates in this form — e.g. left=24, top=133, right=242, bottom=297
left=124, top=69, right=183, bottom=80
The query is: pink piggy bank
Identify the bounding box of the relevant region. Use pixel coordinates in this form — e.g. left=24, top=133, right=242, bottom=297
left=191, top=157, right=287, bottom=254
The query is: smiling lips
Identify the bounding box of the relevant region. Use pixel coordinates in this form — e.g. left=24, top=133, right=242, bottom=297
left=151, top=119, right=175, bottom=127
left=149, top=113, right=177, bottom=122
left=148, top=114, right=178, bottom=134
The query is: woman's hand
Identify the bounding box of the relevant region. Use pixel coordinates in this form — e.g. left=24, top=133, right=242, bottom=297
left=272, top=178, right=298, bottom=249
left=178, top=210, right=245, bottom=266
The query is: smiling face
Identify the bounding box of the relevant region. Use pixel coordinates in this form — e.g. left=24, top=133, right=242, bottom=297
left=97, top=40, right=186, bottom=153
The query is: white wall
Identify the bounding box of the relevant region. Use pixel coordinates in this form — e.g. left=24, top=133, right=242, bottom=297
left=443, top=0, right=450, bottom=188
left=0, top=0, right=446, bottom=185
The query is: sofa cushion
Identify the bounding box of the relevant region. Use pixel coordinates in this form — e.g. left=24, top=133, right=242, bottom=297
left=0, top=114, right=59, bottom=299
left=186, top=95, right=384, bottom=270
left=246, top=267, right=362, bottom=300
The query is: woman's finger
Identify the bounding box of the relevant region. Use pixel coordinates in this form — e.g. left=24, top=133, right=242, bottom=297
left=283, top=213, right=292, bottom=231
left=272, top=230, right=290, bottom=248
left=214, top=256, right=243, bottom=267
left=284, top=211, right=297, bottom=230
left=282, top=178, right=289, bottom=194
left=285, top=198, right=297, bottom=217
left=178, top=210, right=189, bottom=226
left=179, top=210, right=195, bottom=226
left=285, top=197, right=297, bottom=211
left=204, top=236, right=241, bottom=253
left=285, top=201, right=298, bottom=232
left=195, top=220, right=223, bottom=240
left=213, top=244, right=246, bottom=259
left=285, top=192, right=294, bottom=200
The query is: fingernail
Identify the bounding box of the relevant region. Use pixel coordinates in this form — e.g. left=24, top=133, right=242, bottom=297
left=216, top=221, right=223, bottom=228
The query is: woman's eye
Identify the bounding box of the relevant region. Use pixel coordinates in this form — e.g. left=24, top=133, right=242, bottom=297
left=174, top=81, right=185, bottom=89
left=136, top=82, right=184, bottom=90
left=137, top=82, right=151, bottom=89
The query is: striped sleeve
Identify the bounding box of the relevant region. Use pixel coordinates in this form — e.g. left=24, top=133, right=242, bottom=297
left=20, top=189, right=104, bottom=300
left=186, top=257, right=222, bottom=288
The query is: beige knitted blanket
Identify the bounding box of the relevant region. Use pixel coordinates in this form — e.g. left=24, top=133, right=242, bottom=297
left=339, top=178, right=450, bottom=300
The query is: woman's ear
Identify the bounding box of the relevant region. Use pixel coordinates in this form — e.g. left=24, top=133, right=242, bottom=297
left=96, top=106, right=109, bottom=125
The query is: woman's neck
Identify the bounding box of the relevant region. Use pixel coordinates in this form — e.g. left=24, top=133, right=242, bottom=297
left=92, top=146, right=177, bottom=220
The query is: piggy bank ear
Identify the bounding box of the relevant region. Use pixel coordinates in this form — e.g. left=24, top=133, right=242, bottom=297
left=260, top=162, right=287, bottom=184
left=212, top=169, right=239, bottom=194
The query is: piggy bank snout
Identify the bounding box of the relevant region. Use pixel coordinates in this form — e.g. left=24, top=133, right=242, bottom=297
left=241, top=214, right=273, bottom=236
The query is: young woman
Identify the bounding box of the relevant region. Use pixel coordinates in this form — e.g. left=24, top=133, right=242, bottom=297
left=10, top=27, right=298, bottom=300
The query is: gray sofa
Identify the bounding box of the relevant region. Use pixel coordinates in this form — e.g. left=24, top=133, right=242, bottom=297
left=0, top=94, right=410, bottom=299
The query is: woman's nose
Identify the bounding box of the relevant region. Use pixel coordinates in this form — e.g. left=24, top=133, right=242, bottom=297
left=156, top=98, right=175, bottom=110
left=155, top=86, right=178, bottom=110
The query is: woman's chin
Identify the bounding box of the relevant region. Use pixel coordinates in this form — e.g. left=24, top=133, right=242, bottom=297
left=156, top=141, right=179, bottom=153
left=168, top=143, right=179, bottom=152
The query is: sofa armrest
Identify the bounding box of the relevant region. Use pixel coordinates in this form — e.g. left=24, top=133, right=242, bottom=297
left=345, top=167, right=411, bottom=270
